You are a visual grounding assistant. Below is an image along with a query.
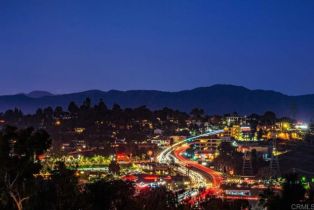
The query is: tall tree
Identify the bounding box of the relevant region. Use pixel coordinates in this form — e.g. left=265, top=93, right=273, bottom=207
left=68, top=101, right=79, bottom=115
left=50, top=162, right=82, bottom=210
left=28, top=161, right=83, bottom=210
left=54, top=106, right=63, bottom=118
left=43, top=107, right=53, bottom=117
left=262, top=111, right=277, bottom=125
left=95, top=99, right=108, bottom=113
left=0, top=126, right=51, bottom=210
left=80, top=97, right=92, bottom=111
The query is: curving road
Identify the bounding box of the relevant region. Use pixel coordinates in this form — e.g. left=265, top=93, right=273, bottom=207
left=156, top=130, right=224, bottom=198
left=173, top=145, right=223, bottom=195
left=157, top=129, right=261, bottom=202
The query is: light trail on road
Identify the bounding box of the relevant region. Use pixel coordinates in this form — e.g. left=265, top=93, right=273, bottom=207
left=156, top=130, right=224, bottom=201
left=156, top=130, right=260, bottom=203
left=172, top=141, right=261, bottom=202
left=157, top=130, right=223, bottom=164
left=173, top=145, right=223, bottom=195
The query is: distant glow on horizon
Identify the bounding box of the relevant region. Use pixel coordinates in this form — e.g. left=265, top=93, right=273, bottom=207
left=296, top=123, right=308, bottom=130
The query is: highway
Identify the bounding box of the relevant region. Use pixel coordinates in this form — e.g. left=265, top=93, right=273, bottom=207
left=156, top=130, right=223, bottom=165
left=157, top=129, right=261, bottom=203
left=156, top=130, right=224, bottom=199
left=173, top=145, right=223, bottom=195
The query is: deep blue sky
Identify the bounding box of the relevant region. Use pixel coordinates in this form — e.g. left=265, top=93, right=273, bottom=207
left=1, top=0, right=314, bottom=95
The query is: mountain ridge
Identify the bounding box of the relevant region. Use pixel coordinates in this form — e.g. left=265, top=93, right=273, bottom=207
left=27, top=91, right=54, bottom=98
left=1, top=84, right=313, bottom=120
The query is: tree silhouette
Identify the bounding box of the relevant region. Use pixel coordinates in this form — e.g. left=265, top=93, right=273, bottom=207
left=190, top=108, right=204, bottom=119
left=213, top=142, right=243, bottom=174
left=54, top=106, right=63, bottom=118
left=68, top=101, right=79, bottom=115
left=80, top=97, right=92, bottom=111
left=108, top=160, right=120, bottom=175
left=85, top=180, right=136, bottom=210
left=259, top=173, right=308, bottom=210
left=138, top=186, right=178, bottom=210
left=50, top=162, right=82, bottom=210
left=262, top=111, right=277, bottom=125
left=95, top=99, right=108, bottom=113
left=0, top=126, right=51, bottom=210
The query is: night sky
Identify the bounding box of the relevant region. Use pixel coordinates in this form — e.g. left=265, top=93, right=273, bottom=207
left=1, top=0, right=314, bottom=95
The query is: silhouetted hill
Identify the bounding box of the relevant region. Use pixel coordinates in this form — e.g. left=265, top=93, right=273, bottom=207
left=27, top=91, right=54, bottom=98
left=1, top=84, right=314, bottom=120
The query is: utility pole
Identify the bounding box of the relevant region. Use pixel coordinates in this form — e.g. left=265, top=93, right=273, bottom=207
left=269, top=135, right=280, bottom=177
left=242, top=151, right=253, bottom=176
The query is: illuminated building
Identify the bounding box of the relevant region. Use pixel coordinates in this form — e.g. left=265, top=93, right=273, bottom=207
left=222, top=125, right=252, bottom=141
left=276, top=122, right=291, bottom=131
left=231, top=125, right=241, bottom=140
left=190, top=137, right=223, bottom=160
left=116, top=152, right=131, bottom=163
left=150, top=137, right=171, bottom=147
left=224, top=114, right=249, bottom=126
